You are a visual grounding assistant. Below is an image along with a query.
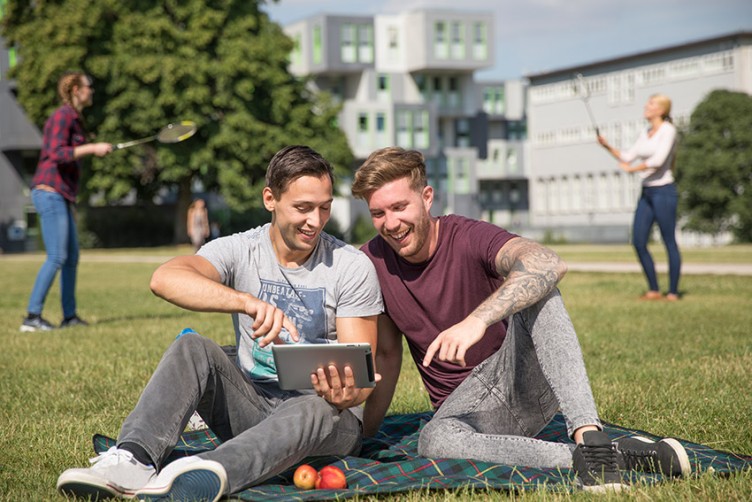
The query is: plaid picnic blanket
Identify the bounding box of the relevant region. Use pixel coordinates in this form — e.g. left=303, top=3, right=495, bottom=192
left=93, top=412, right=752, bottom=500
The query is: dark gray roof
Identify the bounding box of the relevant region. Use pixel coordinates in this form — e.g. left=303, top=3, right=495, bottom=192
left=0, top=84, right=42, bottom=151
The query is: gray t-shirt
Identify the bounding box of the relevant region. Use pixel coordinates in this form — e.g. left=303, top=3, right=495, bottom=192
left=198, top=223, right=383, bottom=382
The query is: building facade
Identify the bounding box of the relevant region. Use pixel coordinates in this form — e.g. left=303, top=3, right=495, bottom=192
left=524, top=31, right=752, bottom=244
left=283, top=9, right=529, bottom=233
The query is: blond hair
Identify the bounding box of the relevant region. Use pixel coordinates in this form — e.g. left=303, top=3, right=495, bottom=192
left=652, top=93, right=673, bottom=122
left=351, top=147, right=427, bottom=200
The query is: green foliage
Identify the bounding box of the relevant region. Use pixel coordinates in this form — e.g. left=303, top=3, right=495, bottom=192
left=2, top=0, right=354, bottom=241
left=677, top=90, right=752, bottom=242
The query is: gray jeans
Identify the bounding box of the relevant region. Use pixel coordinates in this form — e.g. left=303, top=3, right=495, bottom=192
left=418, top=289, right=601, bottom=468
left=117, top=333, right=362, bottom=494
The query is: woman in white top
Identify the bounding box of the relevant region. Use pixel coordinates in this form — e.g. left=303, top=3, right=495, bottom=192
left=598, top=94, right=681, bottom=301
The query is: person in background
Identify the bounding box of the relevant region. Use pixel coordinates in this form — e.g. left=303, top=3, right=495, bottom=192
left=20, top=71, right=112, bottom=332
left=56, top=145, right=382, bottom=501
left=352, top=147, right=690, bottom=493
left=187, top=198, right=210, bottom=251
left=598, top=94, right=681, bottom=301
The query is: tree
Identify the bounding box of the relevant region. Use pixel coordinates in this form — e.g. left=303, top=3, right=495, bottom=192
left=677, top=89, right=752, bottom=242
left=3, top=0, right=353, bottom=243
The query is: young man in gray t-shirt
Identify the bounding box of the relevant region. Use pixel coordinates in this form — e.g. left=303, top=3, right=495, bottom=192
left=57, top=146, right=383, bottom=501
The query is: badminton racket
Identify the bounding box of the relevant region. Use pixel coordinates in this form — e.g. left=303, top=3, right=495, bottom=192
left=573, top=74, right=600, bottom=136
left=114, top=121, right=197, bottom=150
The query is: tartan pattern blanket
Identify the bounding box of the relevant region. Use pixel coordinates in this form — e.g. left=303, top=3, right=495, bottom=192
left=94, top=412, right=752, bottom=501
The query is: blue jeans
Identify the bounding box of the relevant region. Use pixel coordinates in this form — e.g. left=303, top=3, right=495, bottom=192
left=27, top=189, right=80, bottom=318
left=418, top=289, right=601, bottom=468
left=632, top=184, right=681, bottom=295
left=117, top=334, right=363, bottom=494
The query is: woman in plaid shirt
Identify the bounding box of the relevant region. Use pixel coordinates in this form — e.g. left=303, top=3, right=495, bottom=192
left=21, top=71, right=113, bottom=332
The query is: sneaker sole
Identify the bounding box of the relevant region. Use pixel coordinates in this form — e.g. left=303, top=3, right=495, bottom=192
left=660, top=437, right=692, bottom=477
left=57, top=472, right=128, bottom=500
left=582, top=481, right=628, bottom=493
left=19, top=325, right=52, bottom=332
left=136, top=464, right=225, bottom=502
left=627, top=436, right=692, bottom=477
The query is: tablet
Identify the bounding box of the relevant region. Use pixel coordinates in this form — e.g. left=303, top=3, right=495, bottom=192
left=272, top=343, right=375, bottom=390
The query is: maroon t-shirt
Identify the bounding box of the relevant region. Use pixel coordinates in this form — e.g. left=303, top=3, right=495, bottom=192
left=362, top=214, right=518, bottom=408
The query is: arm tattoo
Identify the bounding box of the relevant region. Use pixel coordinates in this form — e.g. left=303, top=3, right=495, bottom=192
left=472, top=239, right=564, bottom=327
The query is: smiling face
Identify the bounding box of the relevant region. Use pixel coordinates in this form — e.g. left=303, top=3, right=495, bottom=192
left=264, top=174, right=333, bottom=267
left=366, top=177, right=436, bottom=263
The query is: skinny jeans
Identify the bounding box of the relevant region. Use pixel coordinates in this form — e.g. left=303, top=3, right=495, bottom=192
left=418, top=289, right=601, bottom=468
left=26, top=189, right=79, bottom=318
left=117, top=333, right=362, bottom=494
left=632, top=183, right=681, bottom=295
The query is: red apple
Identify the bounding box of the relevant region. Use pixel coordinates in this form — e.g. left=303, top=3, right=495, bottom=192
left=315, top=465, right=347, bottom=489
left=293, top=464, right=318, bottom=490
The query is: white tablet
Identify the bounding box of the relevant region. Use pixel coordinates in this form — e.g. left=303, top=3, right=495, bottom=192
left=272, top=343, right=375, bottom=390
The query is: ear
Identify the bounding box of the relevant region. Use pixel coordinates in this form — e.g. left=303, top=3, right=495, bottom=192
left=422, top=185, right=434, bottom=212
left=262, top=187, right=276, bottom=213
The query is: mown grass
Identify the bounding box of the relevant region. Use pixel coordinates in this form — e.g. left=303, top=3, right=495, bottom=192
left=1, top=249, right=750, bottom=501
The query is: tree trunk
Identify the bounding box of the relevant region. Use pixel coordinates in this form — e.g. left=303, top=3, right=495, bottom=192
left=174, top=176, right=193, bottom=245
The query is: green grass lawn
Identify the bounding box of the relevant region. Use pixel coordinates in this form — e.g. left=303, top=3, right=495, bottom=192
left=1, top=249, right=751, bottom=501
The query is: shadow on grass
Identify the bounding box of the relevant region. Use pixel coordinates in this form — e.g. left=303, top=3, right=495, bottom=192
left=89, top=312, right=189, bottom=325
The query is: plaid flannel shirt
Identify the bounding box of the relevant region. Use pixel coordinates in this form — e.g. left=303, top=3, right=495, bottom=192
left=31, top=104, right=87, bottom=202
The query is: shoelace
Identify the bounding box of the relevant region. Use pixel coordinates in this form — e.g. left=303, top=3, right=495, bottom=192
left=89, top=447, right=134, bottom=467
left=621, top=448, right=658, bottom=469
left=582, top=443, right=619, bottom=471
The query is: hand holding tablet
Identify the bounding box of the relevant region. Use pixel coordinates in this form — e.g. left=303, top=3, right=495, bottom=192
left=272, top=343, right=376, bottom=390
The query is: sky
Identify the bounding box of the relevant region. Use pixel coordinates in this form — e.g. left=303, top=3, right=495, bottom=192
left=263, top=0, right=752, bottom=81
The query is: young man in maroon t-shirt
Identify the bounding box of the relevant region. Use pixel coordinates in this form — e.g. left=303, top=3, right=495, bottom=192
left=352, top=147, right=690, bottom=492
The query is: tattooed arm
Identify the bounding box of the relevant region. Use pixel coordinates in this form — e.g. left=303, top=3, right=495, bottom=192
left=422, top=237, right=566, bottom=367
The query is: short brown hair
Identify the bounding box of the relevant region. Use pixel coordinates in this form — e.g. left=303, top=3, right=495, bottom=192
left=265, top=145, right=334, bottom=199
left=351, top=147, right=426, bottom=200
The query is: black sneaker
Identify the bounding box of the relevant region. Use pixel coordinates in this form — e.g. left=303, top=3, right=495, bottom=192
left=571, top=430, right=626, bottom=492
left=20, top=315, right=55, bottom=332
left=60, top=315, right=89, bottom=329
left=616, top=436, right=691, bottom=478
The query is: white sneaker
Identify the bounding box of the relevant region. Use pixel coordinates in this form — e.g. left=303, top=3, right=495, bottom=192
left=57, top=446, right=156, bottom=499
left=135, top=456, right=227, bottom=502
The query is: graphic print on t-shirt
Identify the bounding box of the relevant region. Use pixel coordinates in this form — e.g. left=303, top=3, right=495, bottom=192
left=251, top=279, right=327, bottom=379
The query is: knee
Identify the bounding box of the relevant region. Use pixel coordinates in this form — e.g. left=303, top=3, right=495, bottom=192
left=418, top=419, right=454, bottom=458
left=172, top=332, right=219, bottom=359
left=46, top=249, right=68, bottom=268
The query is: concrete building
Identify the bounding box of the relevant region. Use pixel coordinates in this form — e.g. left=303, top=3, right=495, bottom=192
left=283, top=9, right=529, bottom=234
left=0, top=10, right=42, bottom=253
left=525, top=31, right=752, bottom=244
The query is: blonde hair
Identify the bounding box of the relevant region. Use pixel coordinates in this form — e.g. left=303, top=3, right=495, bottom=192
left=651, top=94, right=673, bottom=122
left=57, top=71, right=87, bottom=108
left=351, top=147, right=426, bottom=200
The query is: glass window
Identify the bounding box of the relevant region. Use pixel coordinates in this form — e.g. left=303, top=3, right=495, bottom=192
left=434, top=22, right=448, bottom=59
left=414, top=110, right=429, bottom=149
left=358, top=24, right=374, bottom=63
left=451, top=21, right=465, bottom=59
left=291, top=34, right=302, bottom=66
left=378, top=74, right=389, bottom=91
left=396, top=110, right=412, bottom=148
left=472, top=22, right=487, bottom=60
left=341, top=24, right=356, bottom=63
left=357, top=112, right=370, bottom=147
left=387, top=26, right=400, bottom=62
left=313, top=25, right=322, bottom=64
left=358, top=113, right=369, bottom=132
